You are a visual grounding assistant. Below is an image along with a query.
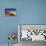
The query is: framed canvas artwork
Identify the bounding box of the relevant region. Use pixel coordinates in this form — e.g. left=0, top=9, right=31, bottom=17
left=5, top=8, right=16, bottom=16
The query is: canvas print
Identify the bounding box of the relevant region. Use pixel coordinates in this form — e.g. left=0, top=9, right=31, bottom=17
left=5, top=8, right=16, bottom=16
